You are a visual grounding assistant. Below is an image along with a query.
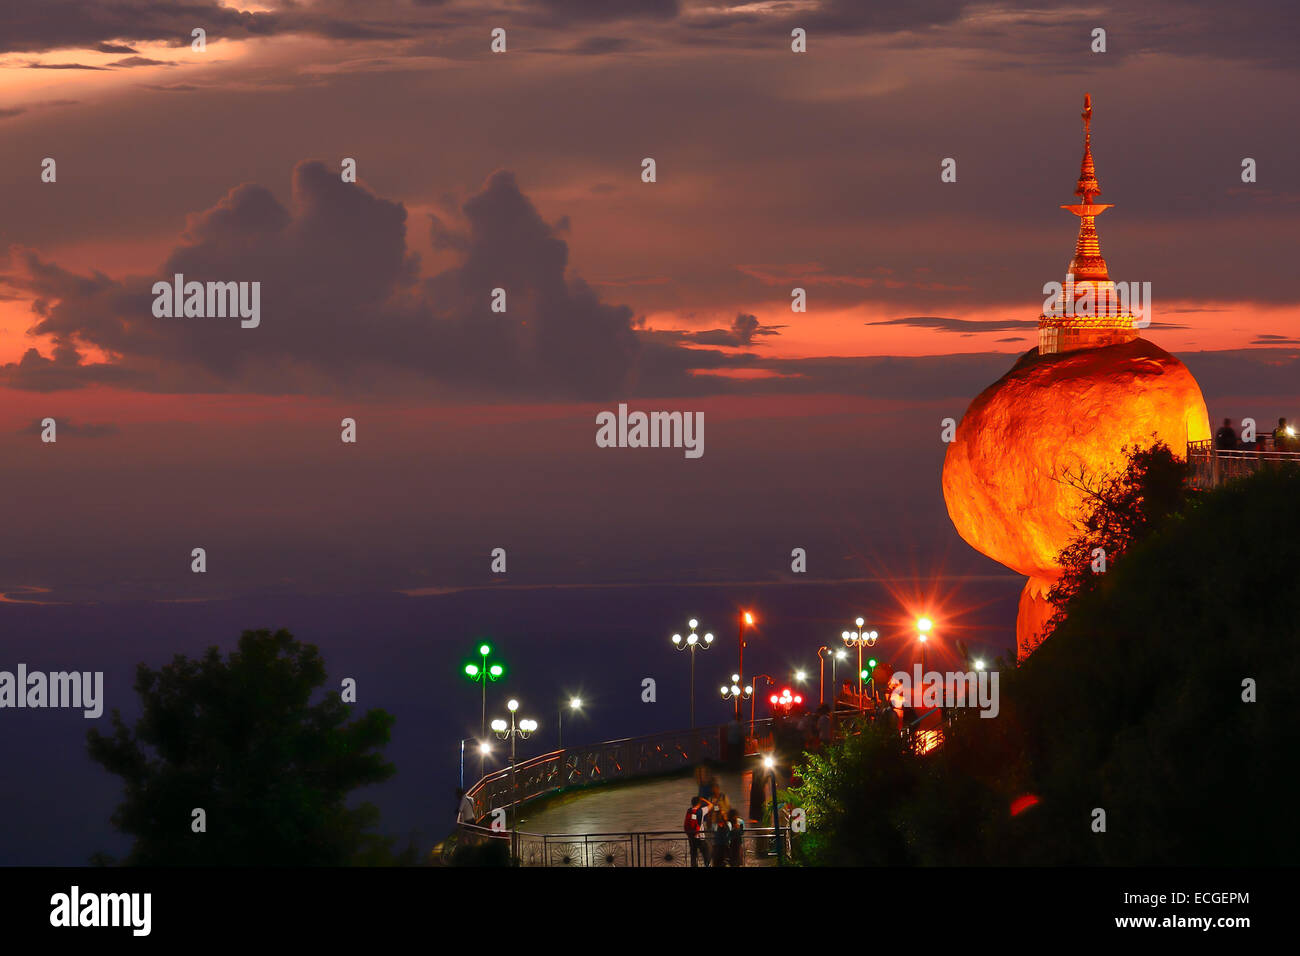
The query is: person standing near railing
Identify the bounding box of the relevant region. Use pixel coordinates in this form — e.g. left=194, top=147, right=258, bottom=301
left=1275, top=418, right=1298, bottom=453
left=712, top=805, right=732, bottom=867
left=456, top=788, right=475, bottom=823
left=1215, top=418, right=1238, bottom=451
left=727, top=809, right=745, bottom=867
left=684, top=796, right=711, bottom=867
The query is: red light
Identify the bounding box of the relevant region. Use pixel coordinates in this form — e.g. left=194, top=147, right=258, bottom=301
left=769, top=695, right=777, bottom=704
left=794, top=695, right=802, bottom=704
left=1010, top=794, right=1040, bottom=817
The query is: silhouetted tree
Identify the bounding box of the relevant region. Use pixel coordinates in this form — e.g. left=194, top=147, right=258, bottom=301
left=87, top=628, right=399, bottom=865
left=1047, top=440, right=1189, bottom=632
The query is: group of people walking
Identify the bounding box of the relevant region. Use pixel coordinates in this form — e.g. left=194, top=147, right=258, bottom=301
left=683, top=768, right=746, bottom=867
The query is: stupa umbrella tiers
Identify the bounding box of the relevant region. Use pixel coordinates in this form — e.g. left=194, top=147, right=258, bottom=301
left=941, top=94, right=1210, bottom=660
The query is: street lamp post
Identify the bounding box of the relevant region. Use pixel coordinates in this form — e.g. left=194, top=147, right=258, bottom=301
left=841, top=618, right=878, bottom=713
left=917, top=617, right=932, bottom=674
left=720, top=674, right=752, bottom=762
left=491, top=698, right=537, bottom=863
left=816, top=646, right=828, bottom=705
left=559, top=696, right=582, bottom=749
left=832, top=648, right=847, bottom=710
left=735, top=611, right=754, bottom=721
left=671, top=618, right=714, bottom=729
left=463, top=643, right=504, bottom=778
left=764, top=755, right=784, bottom=865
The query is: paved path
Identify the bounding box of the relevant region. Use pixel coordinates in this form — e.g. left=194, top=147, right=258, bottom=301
left=520, top=766, right=760, bottom=834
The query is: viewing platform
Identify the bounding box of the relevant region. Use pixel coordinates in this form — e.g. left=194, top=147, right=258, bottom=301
left=1188, top=437, right=1300, bottom=489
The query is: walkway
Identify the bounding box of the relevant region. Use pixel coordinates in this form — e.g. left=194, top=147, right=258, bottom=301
left=519, top=766, right=758, bottom=833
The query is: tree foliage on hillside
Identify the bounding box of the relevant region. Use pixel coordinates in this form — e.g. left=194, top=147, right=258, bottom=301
left=88, top=628, right=403, bottom=865
left=793, top=461, right=1300, bottom=865
left=1046, top=440, right=1188, bottom=631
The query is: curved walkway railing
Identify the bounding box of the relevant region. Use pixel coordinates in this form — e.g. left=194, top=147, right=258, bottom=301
left=452, top=710, right=949, bottom=864
left=463, top=720, right=775, bottom=822
left=462, top=707, right=953, bottom=822
left=457, top=823, right=791, bottom=868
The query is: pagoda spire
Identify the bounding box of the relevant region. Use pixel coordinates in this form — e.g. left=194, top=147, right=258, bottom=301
left=1060, top=92, right=1112, bottom=283
left=1038, top=93, right=1138, bottom=355
left=1075, top=93, right=1101, bottom=204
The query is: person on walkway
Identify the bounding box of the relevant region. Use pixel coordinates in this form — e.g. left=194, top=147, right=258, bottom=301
left=711, top=809, right=731, bottom=866
left=815, top=704, right=833, bottom=748
left=725, top=717, right=744, bottom=769
left=727, top=809, right=745, bottom=867
left=684, top=796, right=711, bottom=867
left=712, top=782, right=730, bottom=814
left=696, top=763, right=715, bottom=800
left=1215, top=417, right=1238, bottom=451
left=707, top=785, right=728, bottom=858
left=455, top=787, right=476, bottom=825
left=748, top=767, right=766, bottom=822
left=1274, top=417, right=1295, bottom=452
left=835, top=679, right=857, bottom=712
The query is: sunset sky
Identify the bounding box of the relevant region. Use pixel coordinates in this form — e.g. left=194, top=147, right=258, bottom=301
left=1, top=0, right=1297, bottom=602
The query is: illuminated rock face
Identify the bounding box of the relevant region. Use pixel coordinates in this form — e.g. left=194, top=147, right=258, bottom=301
left=941, top=94, right=1212, bottom=659
left=942, top=337, right=1210, bottom=657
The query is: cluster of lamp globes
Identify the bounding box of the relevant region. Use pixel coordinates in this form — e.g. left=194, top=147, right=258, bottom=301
left=843, top=617, right=880, bottom=648
left=490, top=698, right=538, bottom=738
left=722, top=675, right=753, bottom=700
left=670, top=619, right=715, bottom=650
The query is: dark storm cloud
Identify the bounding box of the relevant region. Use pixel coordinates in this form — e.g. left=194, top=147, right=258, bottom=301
left=419, top=170, right=645, bottom=398
left=0, top=157, right=1032, bottom=403
left=3, top=346, right=144, bottom=392
left=108, top=56, right=173, bottom=68
left=0, top=0, right=675, bottom=56
left=0, top=0, right=408, bottom=55
left=532, top=0, right=679, bottom=23
left=0, top=165, right=704, bottom=399
left=644, top=312, right=784, bottom=347
left=679, top=0, right=1298, bottom=68
left=25, top=62, right=109, bottom=70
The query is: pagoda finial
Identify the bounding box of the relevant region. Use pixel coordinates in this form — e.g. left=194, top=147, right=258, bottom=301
left=1041, top=93, right=1137, bottom=355
left=1075, top=93, right=1101, bottom=204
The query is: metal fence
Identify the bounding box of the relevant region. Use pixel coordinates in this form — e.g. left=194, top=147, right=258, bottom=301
left=464, top=720, right=775, bottom=822
left=1188, top=438, right=1300, bottom=489
left=456, top=823, right=791, bottom=867
left=453, top=711, right=946, bottom=865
